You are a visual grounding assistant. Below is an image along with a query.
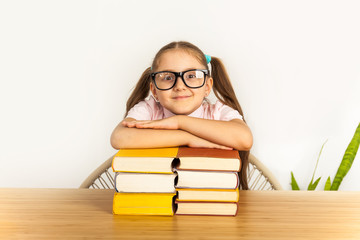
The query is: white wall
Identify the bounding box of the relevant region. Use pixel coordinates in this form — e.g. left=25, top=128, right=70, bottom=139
left=1, top=0, right=359, bottom=190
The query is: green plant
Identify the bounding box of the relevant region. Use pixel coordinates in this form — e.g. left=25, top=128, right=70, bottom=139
left=291, top=122, right=360, bottom=191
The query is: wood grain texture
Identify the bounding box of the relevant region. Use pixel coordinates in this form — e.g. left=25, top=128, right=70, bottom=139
left=1, top=188, right=360, bottom=239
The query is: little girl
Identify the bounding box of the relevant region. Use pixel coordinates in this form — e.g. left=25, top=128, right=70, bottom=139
left=111, top=41, right=253, bottom=189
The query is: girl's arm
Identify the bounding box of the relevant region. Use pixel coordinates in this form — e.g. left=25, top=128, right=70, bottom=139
left=122, top=116, right=253, bottom=151
left=110, top=118, right=232, bottom=150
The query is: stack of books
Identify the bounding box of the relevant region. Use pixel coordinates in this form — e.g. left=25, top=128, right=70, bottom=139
left=112, top=147, right=241, bottom=216
left=112, top=147, right=178, bottom=216
left=174, top=147, right=241, bottom=216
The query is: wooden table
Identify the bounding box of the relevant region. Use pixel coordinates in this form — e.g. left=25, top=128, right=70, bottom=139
left=1, top=189, right=360, bottom=239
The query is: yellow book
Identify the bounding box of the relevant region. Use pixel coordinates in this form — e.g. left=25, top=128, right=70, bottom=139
left=112, top=147, right=179, bottom=174
left=113, top=147, right=179, bottom=158
left=113, top=192, right=176, bottom=216
left=176, top=188, right=239, bottom=202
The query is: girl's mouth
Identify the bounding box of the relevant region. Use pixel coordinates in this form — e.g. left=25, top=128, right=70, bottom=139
left=173, top=96, right=190, bottom=100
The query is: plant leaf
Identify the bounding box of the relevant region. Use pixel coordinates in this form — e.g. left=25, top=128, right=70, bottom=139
left=291, top=171, right=300, bottom=190
left=309, top=140, right=328, bottom=185
left=306, top=140, right=327, bottom=191
left=331, top=123, right=360, bottom=190
left=324, top=176, right=331, bottom=191
left=307, top=177, right=321, bottom=191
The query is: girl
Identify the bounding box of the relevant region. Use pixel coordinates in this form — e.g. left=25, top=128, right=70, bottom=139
left=111, top=41, right=253, bottom=189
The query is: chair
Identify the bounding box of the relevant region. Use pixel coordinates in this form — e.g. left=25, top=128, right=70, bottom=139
left=79, top=153, right=283, bottom=190
left=247, top=154, right=283, bottom=190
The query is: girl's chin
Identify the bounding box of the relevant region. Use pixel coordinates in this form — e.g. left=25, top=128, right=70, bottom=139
left=171, top=111, right=191, bottom=115
left=172, top=108, right=197, bottom=115
left=165, top=102, right=201, bottom=115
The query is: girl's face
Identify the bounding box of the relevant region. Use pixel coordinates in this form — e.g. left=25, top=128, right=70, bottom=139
left=150, top=49, right=213, bottom=115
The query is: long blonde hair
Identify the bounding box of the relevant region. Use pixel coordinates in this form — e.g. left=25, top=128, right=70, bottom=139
left=125, top=41, right=250, bottom=189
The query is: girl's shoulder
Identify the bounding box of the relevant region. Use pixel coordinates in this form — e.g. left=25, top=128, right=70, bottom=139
left=202, top=100, right=243, bottom=121
left=126, top=96, right=164, bottom=120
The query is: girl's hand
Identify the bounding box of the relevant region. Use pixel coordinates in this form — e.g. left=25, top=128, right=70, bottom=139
left=122, top=116, right=180, bottom=130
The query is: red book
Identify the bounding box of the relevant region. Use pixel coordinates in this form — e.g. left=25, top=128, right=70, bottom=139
left=174, top=147, right=241, bottom=172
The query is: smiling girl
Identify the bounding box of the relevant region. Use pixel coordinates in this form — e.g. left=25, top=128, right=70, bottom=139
left=110, top=41, right=252, bottom=189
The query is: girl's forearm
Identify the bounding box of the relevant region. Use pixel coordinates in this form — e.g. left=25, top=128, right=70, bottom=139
left=110, top=124, right=231, bottom=150
left=177, top=116, right=253, bottom=151
left=111, top=125, right=187, bottom=149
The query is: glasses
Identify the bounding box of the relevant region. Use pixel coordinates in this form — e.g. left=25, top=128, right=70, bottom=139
left=151, top=69, right=209, bottom=90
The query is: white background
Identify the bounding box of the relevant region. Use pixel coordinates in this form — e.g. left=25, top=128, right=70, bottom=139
left=1, top=0, right=359, bottom=190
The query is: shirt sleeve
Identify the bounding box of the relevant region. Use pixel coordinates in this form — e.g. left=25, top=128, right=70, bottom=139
left=215, top=101, right=244, bottom=121
left=125, top=96, right=163, bottom=120
left=125, top=100, right=152, bottom=120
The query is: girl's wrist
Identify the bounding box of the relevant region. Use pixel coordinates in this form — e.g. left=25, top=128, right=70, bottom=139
left=175, top=115, right=187, bottom=130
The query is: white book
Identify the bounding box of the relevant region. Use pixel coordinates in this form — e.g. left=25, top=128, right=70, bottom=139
left=175, top=170, right=239, bottom=189
left=115, top=172, right=176, bottom=193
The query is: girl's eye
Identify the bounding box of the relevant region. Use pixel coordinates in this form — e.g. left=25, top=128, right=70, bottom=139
left=185, top=71, right=203, bottom=80
left=164, top=75, right=174, bottom=81
left=157, top=73, right=174, bottom=81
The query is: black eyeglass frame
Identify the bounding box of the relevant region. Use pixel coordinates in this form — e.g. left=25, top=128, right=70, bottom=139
left=151, top=69, right=209, bottom=91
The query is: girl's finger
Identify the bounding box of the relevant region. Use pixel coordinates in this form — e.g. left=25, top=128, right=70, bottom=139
left=135, top=121, right=153, bottom=126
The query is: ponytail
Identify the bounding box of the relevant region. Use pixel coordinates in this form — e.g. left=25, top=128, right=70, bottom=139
left=210, top=57, right=243, bottom=116
left=125, top=67, right=152, bottom=118
left=238, top=151, right=249, bottom=190
left=210, top=56, right=249, bottom=190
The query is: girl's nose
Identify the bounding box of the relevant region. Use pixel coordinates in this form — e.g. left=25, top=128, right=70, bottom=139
left=173, top=76, right=187, bottom=90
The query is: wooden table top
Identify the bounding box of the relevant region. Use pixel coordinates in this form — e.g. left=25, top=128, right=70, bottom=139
left=0, top=188, right=360, bottom=239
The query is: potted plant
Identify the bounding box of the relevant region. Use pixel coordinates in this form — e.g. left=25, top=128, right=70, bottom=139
left=291, top=123, right=360, bottom=190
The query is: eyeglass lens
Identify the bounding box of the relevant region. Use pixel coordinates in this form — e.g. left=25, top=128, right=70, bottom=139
left=154, top=70, right=205, bottom=90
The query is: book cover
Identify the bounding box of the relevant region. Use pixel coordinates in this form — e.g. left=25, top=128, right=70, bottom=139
left=113, top=192, right=176, bottom=216
left=177, top=147, right=240, bottom=159
left=176, top=188, right=239, bottom=202
left=175, top=147, right=241, bottom=171
left=114, top=147, right=179, bottom=158
left=112, top=147, right=179, bottom=173
left=175, top=200, right=238, bottom=216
